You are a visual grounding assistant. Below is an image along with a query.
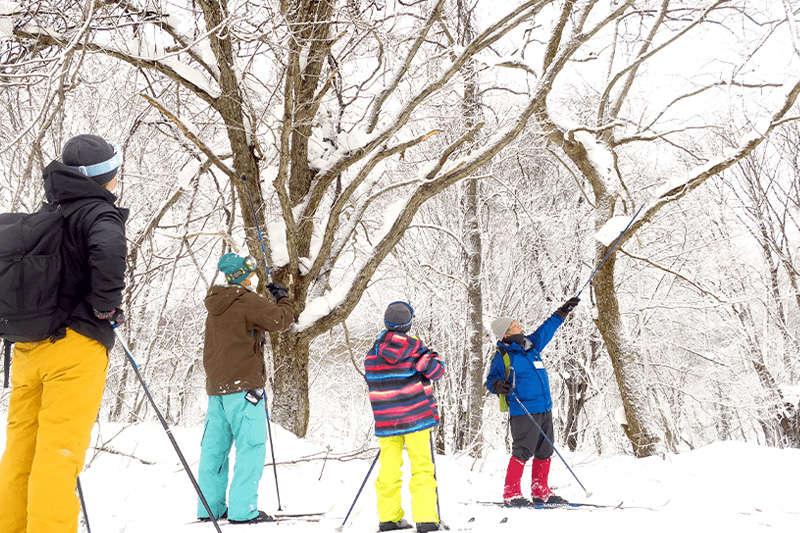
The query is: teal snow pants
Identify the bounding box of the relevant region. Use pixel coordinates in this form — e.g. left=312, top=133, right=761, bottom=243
left=197, top=391, right=267, bottom=521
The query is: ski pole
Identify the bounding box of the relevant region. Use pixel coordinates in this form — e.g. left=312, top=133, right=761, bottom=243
left=264, top=399, right=282, bottom=510
left=3, top=340, right=11, bottom=388
left=112, top=326, right=223, bottom=533
left=509, top=391, right=592, bottom=498
left=429, top=433, right=449, bottom=530
left=240, top=175, right=283, bottom=509
left=577, top=204, right=645, bottom=297
left=240, top=175, right=273, bottom=283
left=77, top=476, right=91, bottom=533
left=336, top=450, right=380, bottom=532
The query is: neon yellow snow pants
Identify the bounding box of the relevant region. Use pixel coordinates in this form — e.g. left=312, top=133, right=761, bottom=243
left=0, top=329, right=108, bottom=533
left=375, top=428, right=439, bottom=524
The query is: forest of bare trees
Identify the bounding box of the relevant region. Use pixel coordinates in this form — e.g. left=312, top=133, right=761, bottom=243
left=1, top=1, right=798, bottom=458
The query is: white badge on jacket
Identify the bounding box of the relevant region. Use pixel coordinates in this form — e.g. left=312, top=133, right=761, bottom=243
left=533, top=361, right=545, bottom=369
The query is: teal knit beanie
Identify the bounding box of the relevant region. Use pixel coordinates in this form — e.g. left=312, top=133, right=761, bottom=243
left=218, top=253, right=256, bottom=284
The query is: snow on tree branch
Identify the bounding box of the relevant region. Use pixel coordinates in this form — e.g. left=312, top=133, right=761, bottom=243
left=141, top=94, right=235, bottom=180
left=628, top=77, right=800, bottom=243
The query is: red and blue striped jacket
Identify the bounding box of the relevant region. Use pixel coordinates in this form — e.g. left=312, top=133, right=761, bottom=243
left=365, top=330, right=445, bottom=438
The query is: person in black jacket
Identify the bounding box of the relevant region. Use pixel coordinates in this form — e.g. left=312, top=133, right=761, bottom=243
left=0, top=134, right=128, bottom=533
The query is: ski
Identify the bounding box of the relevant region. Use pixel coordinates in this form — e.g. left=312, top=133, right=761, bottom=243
left=274, top=507, right=331, bottom=519
left=530, top=501, right=623, bottom=510
left=188, top=512, right=325, bottom=526
left=474, top=500, right=622, bottom=510
left=473, top=500, right=664, bottom=511
left=370, top=519, right=482, bottom=532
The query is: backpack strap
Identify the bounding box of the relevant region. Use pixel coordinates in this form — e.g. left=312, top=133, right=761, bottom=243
left=3, top=340, right=11, bottom=388
left=500, top=345, right=512, bottom=380
left=497, top=345, right=512, bottom=413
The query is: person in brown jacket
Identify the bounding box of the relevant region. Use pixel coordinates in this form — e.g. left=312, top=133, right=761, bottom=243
left=197, top=252, right=293, bottom=524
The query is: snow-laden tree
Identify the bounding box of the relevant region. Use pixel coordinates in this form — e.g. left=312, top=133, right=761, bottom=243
left=4, top=0, right=573, bottom=437
left=718, top=124, right=800, bottom=447
left=397, top=0, right=800, bottom=457
left=517, top=0, right=800, bottom=456
left=4, top=0, right=799, bottom=451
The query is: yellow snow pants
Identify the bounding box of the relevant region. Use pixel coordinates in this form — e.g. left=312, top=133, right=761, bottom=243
left=0, top=329, right=108, bottom=533
left=375, top=428, right=439, bottom=524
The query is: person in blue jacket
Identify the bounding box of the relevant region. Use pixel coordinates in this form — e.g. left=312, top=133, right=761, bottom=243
left=485, top=297, right=579, bottom=507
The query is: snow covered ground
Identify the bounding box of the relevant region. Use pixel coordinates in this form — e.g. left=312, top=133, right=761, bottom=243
left=2, top=421, right=798, bottom=532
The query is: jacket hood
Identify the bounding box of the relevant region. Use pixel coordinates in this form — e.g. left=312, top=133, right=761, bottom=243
left=376, top=330, right=412, bottom=364
left=205, top=285, right=248, bottom=316
left=43, top=160, right=118, bottom=212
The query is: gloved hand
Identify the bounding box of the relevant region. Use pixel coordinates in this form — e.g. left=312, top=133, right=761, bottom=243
left=492, top=379, right=512, bottom=394
left=95, top=308, right=126, bottom=326
left=267, top=281, right=289, bottom=302
left=110, top=308, right=126, bottom=326
left=556, top=296, right=580, bottom=318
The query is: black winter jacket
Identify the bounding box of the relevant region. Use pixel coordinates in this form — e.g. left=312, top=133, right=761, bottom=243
left=43, top=161, right=128, bottom=350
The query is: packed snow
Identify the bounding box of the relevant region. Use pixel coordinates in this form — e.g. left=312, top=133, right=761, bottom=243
left=3, top=420, right=796, bottom=532
left=595, top=216, right=634, bottom=247
left=296, top=284, right=350, bottom=331
left=373, top=198, right=408, bottom=245
left=178, top=160, right=203, bottom=189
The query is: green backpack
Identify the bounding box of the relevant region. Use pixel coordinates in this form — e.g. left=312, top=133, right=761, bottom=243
left=497, top=345, right=513, bottom=412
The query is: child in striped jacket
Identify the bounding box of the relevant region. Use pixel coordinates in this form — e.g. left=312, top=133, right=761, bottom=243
left=365, top=301, right=445, bottom=533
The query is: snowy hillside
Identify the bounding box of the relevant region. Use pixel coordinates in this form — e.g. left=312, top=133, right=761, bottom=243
left=7, top=421, right=797, bottom=533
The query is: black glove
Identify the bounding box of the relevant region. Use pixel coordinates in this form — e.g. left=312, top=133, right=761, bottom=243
left=556, top=297, right=580, bottom=318
left=267, top=281, right=289, bottom=302
left=492, top=379, right=512, bottom=394
left=95, top=308, right=126, bottom=326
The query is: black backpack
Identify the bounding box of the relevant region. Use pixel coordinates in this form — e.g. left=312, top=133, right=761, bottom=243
left=0, top=205, right=67, bottom=386
left=0, top=203, right=66, bottom=345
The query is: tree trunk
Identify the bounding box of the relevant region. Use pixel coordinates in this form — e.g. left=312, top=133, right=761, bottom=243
left=458, top=0, right=486, bottom=458
left=731, top=302, right=790, bottom=447
left=270, top=330, right=311, bottom=437
left=592, top=253, right=661, bottom=457
left=464, top=177, right=485, bottom=457
left=563, top=376, right=587, bottom=452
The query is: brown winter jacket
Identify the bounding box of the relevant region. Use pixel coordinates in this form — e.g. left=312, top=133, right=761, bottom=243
left=203, top=284, right=293, bottom=395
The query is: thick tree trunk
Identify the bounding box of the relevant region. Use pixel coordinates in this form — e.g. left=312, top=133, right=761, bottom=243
left=592, top=253, right=661, bottom=457
left=270, top=330, right=311, bottom=437
left=285, top=0, right=335, bottom=255
left=253, top=0, right=335, bottom=438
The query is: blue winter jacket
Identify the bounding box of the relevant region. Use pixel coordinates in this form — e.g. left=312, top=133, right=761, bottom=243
left=484, top=312, right=564, bottom=416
